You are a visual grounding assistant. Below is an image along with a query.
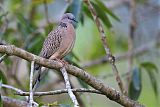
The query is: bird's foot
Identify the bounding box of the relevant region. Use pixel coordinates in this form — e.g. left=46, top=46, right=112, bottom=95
left=55, top=58, right=68, bottom=66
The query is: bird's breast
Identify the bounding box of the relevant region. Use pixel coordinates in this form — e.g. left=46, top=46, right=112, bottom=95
left=50, top=23, right=76, bottom=59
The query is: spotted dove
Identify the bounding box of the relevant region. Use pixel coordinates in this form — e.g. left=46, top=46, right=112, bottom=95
left=34, top=13, right=77, bottom=70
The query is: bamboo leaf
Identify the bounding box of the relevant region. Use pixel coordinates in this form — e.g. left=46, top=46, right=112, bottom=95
left=140, top=62, right=158, bottom=97
left=129, top=67, right=142, bottom=100
left=94, top=0, right=120, bottom=21
left=32, top=0, right=54, bottom=5
left=0, top=76, right=3, bottom=107
left=91, top=1, right=112, bottom=28
left=0, top=70, right=7, bottom=84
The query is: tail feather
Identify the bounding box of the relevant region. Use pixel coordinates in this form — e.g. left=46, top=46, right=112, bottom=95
left=34, top=63, right=41, bottom=70
left=32, top=69, right=42, bottom=91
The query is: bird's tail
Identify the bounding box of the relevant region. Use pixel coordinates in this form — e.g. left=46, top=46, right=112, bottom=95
left=33, top=62, right=42, bottom=91
left=34, top=63, right=41, bottom=70
left=32, top=67, right=49, bottom=91
left=32, top=69, right=42, bottom=91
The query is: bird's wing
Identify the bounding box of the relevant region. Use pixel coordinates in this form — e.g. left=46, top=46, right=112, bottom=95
left=39, top=27, right=63, bottom=59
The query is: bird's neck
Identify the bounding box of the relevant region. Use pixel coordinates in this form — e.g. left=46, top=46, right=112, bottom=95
left=59, top=22, right=67, bottom=28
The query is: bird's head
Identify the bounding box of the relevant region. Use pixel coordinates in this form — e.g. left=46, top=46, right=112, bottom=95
left=61, top=13, right=77, bottom=25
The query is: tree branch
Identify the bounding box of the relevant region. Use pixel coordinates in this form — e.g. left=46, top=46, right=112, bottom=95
left=2, top=83, right=102, bottom=98
left=1, top=84, right=23, bottom=93
left=83, top=0, right=127, bottom=95
left=16, top=88, right=102, bottom=96
left=0, top=45, right=144, bottom=107
left=2, top=96, right=29, bottom=107
left=1, top=84, right=101, bottom=99
left=29, top=61, right=35, bottom=107
left=2, top=96, right=40, bottom=107
left=60, top=67, right=79, bottom=107
left=126, top=0, right=137, bottom=92
left=0, top=54, right=8, bottom=63
left=44, top=0, right=50, bottom=25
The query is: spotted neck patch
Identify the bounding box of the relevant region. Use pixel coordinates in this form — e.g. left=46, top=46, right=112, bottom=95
left=59, top=22, right=67, bottom=28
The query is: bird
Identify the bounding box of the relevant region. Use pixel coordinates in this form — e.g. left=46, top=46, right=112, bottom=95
left=34, top=13, right=77, bottom=70
left=33, top=13, right=77, bottom=90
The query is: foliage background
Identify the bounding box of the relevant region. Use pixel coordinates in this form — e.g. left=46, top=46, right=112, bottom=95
left=0, top=0, right=160, bottom=107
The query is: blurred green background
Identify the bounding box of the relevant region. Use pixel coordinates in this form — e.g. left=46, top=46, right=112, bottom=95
left=0, top=0, right=160, bottom=107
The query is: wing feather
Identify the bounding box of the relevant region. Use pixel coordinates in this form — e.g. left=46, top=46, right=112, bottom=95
left=39, top=27, right=63, bottom=59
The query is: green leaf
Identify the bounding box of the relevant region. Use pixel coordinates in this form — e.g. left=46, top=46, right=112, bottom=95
left=71, top=52, right=80, bottom=62
left=83, top=5, right=93, bottom=20
left=1, top=28, right=15, bottom=40
left=64, top=52, right=80, bottom=62
left=3, top=57, right=12, bottom=66
left=140, top=62, right=158, bottom=97
left=79, top=12, right=84, bottom=25
left=16, top=13, right=35, bottom=38
left=47, top=101, right=58, bottom=106
left=38, top=102, right=44, bottom=107
left=129, top=67, right=142, bottom=100
left=0, top=94, right=2, bottom=107
left=77, top=78, right=88, bottom=89
left=0, top=70, right=7, bottom=84
left=68, top=0, right=82, bottom=26
left=27, top=36, right=44, bottom=55
left=0, top=75, right=3, bottom=107
left=140, top=62, right=158, bottom=73
left=0, top=12, right=8, bottom=20
left=94, top=0, right=120, bottom=21
left=59, top=104, right=71, bottom=107
left=91, top=1, right=112, bottom=28
left=32, top=0, right=54, bottom=5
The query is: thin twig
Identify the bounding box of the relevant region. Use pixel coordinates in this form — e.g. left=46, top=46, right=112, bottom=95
left=1, top=83, right=102, bottom=98
left=126, top=0, right=137, bottom=92
left=0, top=4, right=8, bottom=35
left=69, top=79, right=85, bottom=107
left=1, top=84, right=23, bottom=93
left=2, top=96, right=30, bottom=107
left=16, top=88, right=102, bottom=96
left=44, top=0, right=50, bottom=25
left=83, top=0, right=127, bottom=95
left=60, top=67, right=79, bottom=107
left=1, top=84, right=37, bottom=106
left=104, top=0, right=130, bottom=9
left=29, top=61, right=35, bottom=107
left=1, top=83, right=28, bottom=100
left=0, top=54, right=8, bottom=63
left=0, top=45, right=145, bottom=107
left=2, top=96, right=39, bottom=107
left=81, top=39, right=160, bottom=68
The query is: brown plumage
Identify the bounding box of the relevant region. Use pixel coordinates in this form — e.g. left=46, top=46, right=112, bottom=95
left=34, top=13, right=77, bottom=70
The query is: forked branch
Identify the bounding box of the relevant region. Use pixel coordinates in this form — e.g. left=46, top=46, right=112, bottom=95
left=0, top=45, right=144, bottom=107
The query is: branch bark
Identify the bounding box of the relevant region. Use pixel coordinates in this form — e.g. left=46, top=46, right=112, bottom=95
left=83, top=0, right=127, bottom=95
left=16, top=88, right=102, bottom=96
left=29, top=61, right=35, bottom=107
left=126, top=0, right=137, bottom=92
left=2, top=96, right=29, bottom=107
left=0, top=45, right=145, bottom=107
